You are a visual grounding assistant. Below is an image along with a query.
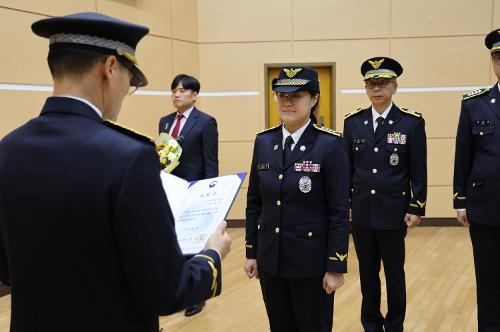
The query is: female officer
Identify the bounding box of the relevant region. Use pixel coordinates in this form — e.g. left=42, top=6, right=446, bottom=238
left=244, top=66, right=350, bottom=332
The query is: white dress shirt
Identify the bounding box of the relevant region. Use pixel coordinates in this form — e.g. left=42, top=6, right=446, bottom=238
left=371, top=102, right=393, bottom=132
left=60, top=95, right=102, bottom=118
left=282, top=119, right=311, bottom=150
left=169, top=106, right=194, bottom=135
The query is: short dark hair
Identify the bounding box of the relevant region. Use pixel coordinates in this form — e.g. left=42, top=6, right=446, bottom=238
left=47, top=47, right=103, bottom=79
left=171, top=74, right=200, bottom=93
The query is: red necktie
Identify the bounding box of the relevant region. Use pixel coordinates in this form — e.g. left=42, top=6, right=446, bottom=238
left=171, top=114, right=184, bottom=139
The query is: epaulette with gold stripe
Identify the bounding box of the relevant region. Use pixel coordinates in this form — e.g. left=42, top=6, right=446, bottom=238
left=313, top=124, right=343, bottom=137
left=462, top=88, right=489, bottom=101
left=256, top=124, right=281, bottom=136
left=344, top=107, right=364, bottom=120
left=103, top=120, right=155, bottom=146
left=400, top=107, right=422, bottom=118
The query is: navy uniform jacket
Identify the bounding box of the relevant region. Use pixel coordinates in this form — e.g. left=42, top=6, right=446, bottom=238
left=343, top=104, right=427, bottom=230
left=454, top=87, right=500, bottom=226
left=158, top=107, right=218, bottom=181
left=0, top=97, right=221, bottom=332
left=245, top=122, right=350, bottom=278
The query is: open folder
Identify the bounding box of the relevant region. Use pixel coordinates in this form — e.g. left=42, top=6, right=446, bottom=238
left=160, top=172, right=246, bottom=255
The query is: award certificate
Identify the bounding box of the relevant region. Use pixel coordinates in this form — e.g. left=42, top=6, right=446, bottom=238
left=160, top=172, right=246, bottom=255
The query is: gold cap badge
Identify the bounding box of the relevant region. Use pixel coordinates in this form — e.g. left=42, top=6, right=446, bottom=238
left=368, top=59, right=384, bottom=69
left=283, top=67, right=302, bottom=78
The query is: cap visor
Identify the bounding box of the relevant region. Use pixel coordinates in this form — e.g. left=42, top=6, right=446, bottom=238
left=272, top=85, right=302, bottom=93
left=131, top=66, right=148, bottom=87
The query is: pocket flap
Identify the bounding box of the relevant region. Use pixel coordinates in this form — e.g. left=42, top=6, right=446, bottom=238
left=385, top=144, right=407, bottom=153
left=295, top=224, right=325, bottom=238
left=472, top=126, right=494, bottom=136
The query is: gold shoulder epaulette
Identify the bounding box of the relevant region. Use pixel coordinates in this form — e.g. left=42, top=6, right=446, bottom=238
left=313, top=124, right=343, bottom=137
left=103, top=120, right=155, bottom=146
left=463, top=88, right=489, bottom=100
left=344, top=107, right=364, bottom=120
left=400, top=107, right=422, bottom=118
left=256, top=124, right=281, bottom=136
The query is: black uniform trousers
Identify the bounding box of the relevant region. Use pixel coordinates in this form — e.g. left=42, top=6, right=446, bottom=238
left=469, top=223, right=500, bottom=332
left=352, top=226, right=407, bottom=332
left=259, top=269, right=334, bottom=332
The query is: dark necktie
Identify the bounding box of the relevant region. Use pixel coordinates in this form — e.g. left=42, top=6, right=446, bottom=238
left=171, top=114, right=184, bottom=139
left=374, top=116, right=385, bottom=137
left=283, top=136, right=294, bottom=166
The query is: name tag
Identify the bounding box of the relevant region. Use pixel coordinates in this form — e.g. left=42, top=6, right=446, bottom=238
left=256, top=163, right=270, bottom=171
left=294, top=161, right=320, bottom=173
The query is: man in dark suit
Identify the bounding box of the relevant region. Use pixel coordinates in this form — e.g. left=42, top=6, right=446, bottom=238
left=454, top=28, right=500, bottom=332
left=158, top=74, right=219, bottom=316
left=0, top=12, right=231, bottom=332
left=159, top=74, right=218, bottom=182
left=343, top=57, right=427, bottom=332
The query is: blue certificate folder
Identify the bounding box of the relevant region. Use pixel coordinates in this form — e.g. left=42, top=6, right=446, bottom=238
left=160, top=172, right=247, bottom=255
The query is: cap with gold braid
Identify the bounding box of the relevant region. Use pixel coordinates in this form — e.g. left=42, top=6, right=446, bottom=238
left=485, top=28, right=500, bottom=53
left=361, top=56, right=403, bottom=81
left=31, top=12, right=149, bottom=87
left=272, top=66, right=320, bottom=93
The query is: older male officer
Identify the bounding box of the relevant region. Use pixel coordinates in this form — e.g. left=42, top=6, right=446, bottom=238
left=454, top=28, right=500, bottom=332
left=343, top=57, right=427, bottom=332
left=0, top=12, right=231, bottom=332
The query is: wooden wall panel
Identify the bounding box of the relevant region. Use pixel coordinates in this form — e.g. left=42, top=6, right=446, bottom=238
left=0, top=9, right=52, bottom=85
left=392, top=36, right=490, bottom=87
left=134, top=35, right=173, bottom=91
left=199, top=42, right=292, bottom=91
left=198, top=0, right=292, bottom=42
left=198, top=96, right=260, bottom=142
left=0, top=90, right=50, bottom=138
left=294, top=39, right=390, bottom=88
left=171, top=0, right=198, bottom=42
left=392, top=0, right=492, bottom=37
left=172, top=40, right=199, bottom=78
left=293, top=0, right=390, bottom=40
left=0, top=0, right=95, bottom=16
left=96, top=0, right=172, bottom=38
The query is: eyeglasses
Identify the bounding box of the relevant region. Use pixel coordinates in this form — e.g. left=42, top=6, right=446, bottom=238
left=492, top=54, right=500, bottom=65
left=118, top=60, right=139, bottom=95
left=365, top=80, right=396, bottom=90
left=274, top=92, right=307, bottom=104
left=102, top=56, right=139, bottom=95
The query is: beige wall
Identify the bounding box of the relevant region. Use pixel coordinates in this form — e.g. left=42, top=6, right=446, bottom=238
left=0, top=0, right=497, bottom=220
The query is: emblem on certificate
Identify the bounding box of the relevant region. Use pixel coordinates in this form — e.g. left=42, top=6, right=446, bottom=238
left=390, top=153, right=399, bottom=166
left=299, top=176, right=312, bottom=193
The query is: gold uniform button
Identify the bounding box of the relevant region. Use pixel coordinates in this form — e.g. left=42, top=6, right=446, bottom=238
left=370, top=189, right=376, bottom=195
left=355, top=147, right=359, bottom=151
left=278, top=174, right=283, bottom=180
left=374, top=147, right=379, bottom=152
left=402, top=192, right=406, bottom=196
left=275, top=227, right=280, bottom=234
left=480, top=131, right=484, bottom=136
left=307, top=231, right=313, bottom=237
left=277, top=200, right=281, bottom=206
left=372, top=168, right=378, bottom=174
